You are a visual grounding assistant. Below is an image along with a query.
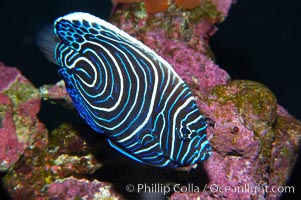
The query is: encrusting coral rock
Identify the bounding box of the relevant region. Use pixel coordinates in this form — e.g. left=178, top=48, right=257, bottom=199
left=46, top=177, right=120, bottom=200
left=112, top=0, right=229, bottom=14
left=0, top=63, right=47, bottom=172
left=3, top=123, right=121, bottom=199
left=1, top=0, right=301, bottom=200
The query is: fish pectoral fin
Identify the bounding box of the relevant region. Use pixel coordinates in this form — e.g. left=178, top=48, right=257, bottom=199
left=106, top=138, right=146, bottom=164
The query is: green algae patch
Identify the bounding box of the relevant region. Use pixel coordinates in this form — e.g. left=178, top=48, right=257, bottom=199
left=210, top=80, right=278, bottom=134
left=3, top=81, right=40, bottom=107
left=3, top=81, right=45, bottom=145
left=233, top=81, right=277, bottom=132
left=187, top=0, right=224, bottom=23
left=0, top=104, right=8, bottom=128
left=207, top=80, right=278, bottom=158
left=133, top=2, right=147, bottom=19
left=269, top=114, right=301, bottom=186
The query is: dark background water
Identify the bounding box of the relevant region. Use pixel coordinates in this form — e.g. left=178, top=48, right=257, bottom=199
left=0, top=0, right=300, bottom=199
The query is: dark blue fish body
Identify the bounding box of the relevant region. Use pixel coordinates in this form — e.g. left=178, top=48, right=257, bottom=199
left=38, top=12, right=211, bottom=167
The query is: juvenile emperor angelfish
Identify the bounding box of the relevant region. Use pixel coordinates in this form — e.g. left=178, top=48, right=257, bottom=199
left=37, top=12, right=212, bottom=167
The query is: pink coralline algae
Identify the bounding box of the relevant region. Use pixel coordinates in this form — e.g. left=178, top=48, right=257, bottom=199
left=0, top=63, right=47, bottom=172
left=46, top=177, right=120, bottom=199
left=1, top=0, right=301, bottom=200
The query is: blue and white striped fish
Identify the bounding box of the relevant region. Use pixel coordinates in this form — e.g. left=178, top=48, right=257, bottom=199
left=37, top=12, right=211, bottom=167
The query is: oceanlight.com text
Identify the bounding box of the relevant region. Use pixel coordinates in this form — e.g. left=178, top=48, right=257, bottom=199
left=125, top=183, right=295, bottom=196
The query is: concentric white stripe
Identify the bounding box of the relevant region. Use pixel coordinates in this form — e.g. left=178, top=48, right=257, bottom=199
left=72, top=41, right=124, bottom=112
left=170, top=96, right=195, bottom=160
left=117, top=45, right=159, bottom=143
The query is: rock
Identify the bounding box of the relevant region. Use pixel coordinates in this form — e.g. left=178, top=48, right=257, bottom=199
left=46, top=177, right=121, bottom=200
left=0, top=63, right=48, bottom=172
left=112, top=0, right=233, bottom=15
left=39, top=80, right=74, bottom=110
left=3, top=123, right=119, bottom=199
left=184, top=80, right=301, bottom=200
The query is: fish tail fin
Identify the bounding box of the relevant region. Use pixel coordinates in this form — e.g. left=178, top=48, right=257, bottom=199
left=36, top=25, right=59, bottom=64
